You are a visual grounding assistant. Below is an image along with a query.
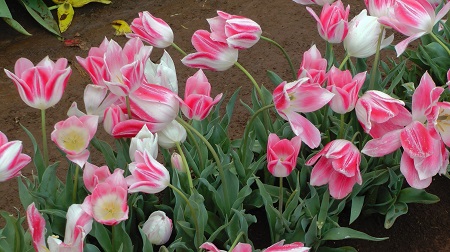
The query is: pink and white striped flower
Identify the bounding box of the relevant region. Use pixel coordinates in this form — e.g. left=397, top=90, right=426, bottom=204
left=364, top=0, right=396, bottom=18
left=273, top=78, right=334, bottom=148
left=27, top=203, right=47, bottom=252
left=306, top=139, right=362, bottom=199
left=179, top=69, right=223, bottom=120
left=264, top=240, right=310, bottom=251
left=4, top=56, right=71, bottom=110
left=267, top=133, right=302, bottom=177
left=378, top=0, right=450, bottom=56
left=0, top=131, right=31, bottom=182
left=181, top=30, right=239, bottom=71
left=103, top=104, right=129, bottom=136
left=145, top=50, right=178, bottom=93
left=297, top=44, right=328, bottom=84
left=127, top=11, right=174, bottom=48
left=306, top=1, right=350, bottom=43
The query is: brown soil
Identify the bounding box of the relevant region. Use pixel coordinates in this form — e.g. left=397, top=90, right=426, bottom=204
left=0, top=0, right=449, bottom=251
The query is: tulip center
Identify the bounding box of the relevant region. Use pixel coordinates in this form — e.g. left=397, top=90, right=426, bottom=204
left=94, top=194, right=124, bottom=221
left=58, top=127, right=89, bottom=153
left=436, top=108, right=450, bottom=134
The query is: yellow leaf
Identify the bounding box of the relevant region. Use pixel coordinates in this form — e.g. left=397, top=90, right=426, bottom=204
left=70, top=0, right=111, bottom=8
left=57, top=2, right=75, bottom=33
left=52, top=0, right=65, bottom=4
left=111, top=20, right=132, bottom=36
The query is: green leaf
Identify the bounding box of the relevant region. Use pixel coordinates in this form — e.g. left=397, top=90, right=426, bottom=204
left=84, top=244, right=102, bottom=252
left=0, top=0, right=31, bottom=35
left=322, top=227, right=387, bottom=241
left=38, top=162, right=60, bottom=199
left=92, top=222, right=112, bottom=252
left=18, top=177, right=34, bottom=210
left=20, top=124, right=45, bottom=181
left=317, top=189, right=329, bottom=230
left=267, top=70, right=284, bottom=86
left=397, top=187, right=440, bottom=204
left=384, top=202, right=408, bottom=229
left=19, top=0, right=61, bottom=37
left=349, top=196, right=364, bottom=225
left=139, top=227, right=154, bottom=252
left=91, top=137, right=116, bottom=169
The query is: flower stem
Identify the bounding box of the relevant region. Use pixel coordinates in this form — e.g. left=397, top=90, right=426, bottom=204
left=175, top=142, right=194, bottom=194
left=228, top=231, right=245, bottom=252
left=176, top=117, right=231, bottom=212
left=171, top=42, right=187, bottom=56
left=41, top=109, right=49, bottom=168
left=125, top=96, right=132, bottom=119
left=430, top=31, right=450, bottom=56
left=260, top=35, right=296, bottom=80
left=72, top=164, right=80, bottom=203
left=338, top=113, right=345, bottom=139
left=185, top=128, right=204, bottom=174
left=338, top=54, right=350, bottom=70
left=369, top=26, right=384, bottom=90
left=234, top=61, right=264, bottom=102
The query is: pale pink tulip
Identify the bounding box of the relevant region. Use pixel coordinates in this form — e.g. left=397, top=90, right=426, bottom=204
left=127, top=11, right=174, bottom=48
left=378, top=0, right=450, bottom=56
left=306, top=140, right=362, bottom=199
left=142, top=211, right=173, bottom=245
left=27, top=203, right=47, bottom=252
left=181, top=30, right=239, bottom=71
left=0, top=131, right=31, bottom=182
left=129, top=125, right=158, bottom=161
left=200, top=242, right=252, bottom=252
left=126, top=150, right=170, bottom=194
left=273, top=78, right=334, bottom=148
left=355, top=90, right=412, bottom=138
left=297, top=44, right=327, bottom=85
left=171, top=152, right=185, bottom=172
left=83, top=162, right=111, bottom=193
left=364, top=0, right=396, bottom=18
left=207, top=10, right=262, bottom=49
left=4, top=56, right=71, bottom=110
left=293, top=0, right=335, bottom=5
left=51, top=115, right=98, bottom=168
left=103, top=104, right=129, bottom=136
left=264, top=240, right=310, bottom=251
left=326, top=67, right=366, bottom=114
left=179, top=69, right=223, bottom=120
left=81, top=182, right=128, bottom=225
left=306, top=1, right=350, bottom=43
left=267, top=133, right=302, bottom=177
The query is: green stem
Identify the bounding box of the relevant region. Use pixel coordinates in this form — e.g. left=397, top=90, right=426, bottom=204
left=48, top=5, right=59, bottom=11
left=338, top=113, right=345, bottom=139
left=338, top=54, right=350, bottom=70
left=175, top=117, right=230, bottom=211
left=234, top=61, right=264, bottom=102
left=41, top=109, right=49, bottom=168
left=185, top=127, right=204, bottom=174
left=430, top=31, right=450, bottom=56
left=171, top=42, right=187, bottom=56
left=228, top=231, right=245, bottom=252
left=72, top=164, right=80, bottom=203
left=125, top=96, right=132, bottom=119
left=369, top=26, right=384, bottom=90
left=275, top=177, right=283, bottom=242
left=175, top=142, right=194, bottom=194
left=260, top=35, right=296, bottom=80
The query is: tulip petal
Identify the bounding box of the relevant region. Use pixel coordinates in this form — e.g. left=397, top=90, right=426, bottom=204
left=400, top=151, right=432, bottom=189
left=362, top=129, right=402, bottom=157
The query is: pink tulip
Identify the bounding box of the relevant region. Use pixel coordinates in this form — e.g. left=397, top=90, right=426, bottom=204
left=306, top=140, right=362, bottom=199
left=378, top=0, right=450, bottom=56
left=127, top=11, right=174, bottom=48
left=76, top=38, right=110, bottom=86
left=264, top=240, right=310, bottom=251
left=355, top=90, right=412, bottom=139
left=126, top=150, right=170, bottom=194
left=292, top=0, right=335, bottom=5
left=200, top=242, right=252, bottom=252
left=364, top=0, right=396, bottom=18
left=4, top=56, right=71, bottom=110
left=27, top=203, right=47, bottom=252
left=103, top=104, right=129, bottom=136
left=273, top=78, right=334, bottom=148
left=297, top=44, right=327, bottom=85
left=171, top=152, right=185, bottom=172
left=0, top=131, right=31, bottom=182
left=83, top=162, right=111, bottom=193
left=142, top=211, right=173, bottom=245
left=179, top=69, right=223, bottom=120
left=306, top=1, right=350, bottom=43
left=181, top=30, right=239, bottom=71
left=51, top=115, right=98, bottom=168
left=326, top=67, right=366, bottom=114
left=267, top=133, right=302, bottom=177
left=81, top=182, right=129, bottom=225
left=207, top=10, right=262, bottom=49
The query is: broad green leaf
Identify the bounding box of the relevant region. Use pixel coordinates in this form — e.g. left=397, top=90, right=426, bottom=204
left=349, top=196, right=364, bottom=225
left=267, top=70, right=284, bottom=86
left=20, top=0, right=61, bottom=36
left=18, top=177, right=34, bottom=210
left=384, top=202, right=408, bottom=229
left=322, top=227, right=387, bottom=241
left=2, top=17, right=31, bottom=35
left=92, top=222, right=112, bottom=252
left=397, top=187, right=440, bottom=204
left=139, top=227, right=154, bottom=252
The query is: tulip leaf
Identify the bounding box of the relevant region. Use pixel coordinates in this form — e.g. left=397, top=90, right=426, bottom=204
left=267, top=70, right=284, bottom=86
left=84, top=244, right=102, bottom=252
left=397, top=188, right=440, bottom=204
left=349, top=196, right=364, bottom=225
left=321, top=227, right=387, bottom=241
left=20, top=124, right=45, bottom=181
left=112, top=223, right=133, bottom=252
left=384, top=202, right=408, bottom=229
left=92, top=222, right=112, bottom=252
left=0, top=211, right=27, bottom=252
left=90, top=138, right=116, bottom=169
left=38, top=162, right=60, bottom=199
left=317, top=189, right=330, bottom=229
left=19, top=0, right=61, bottom=37
left=255, top=177, right=278, bottom=242
left=138, top=227, right=154, bottom=252
left=220, top=87, right=241, bottom=129
left=57, top=2, right=74, bottom=33
left=317, top=246, right=357, bottom=252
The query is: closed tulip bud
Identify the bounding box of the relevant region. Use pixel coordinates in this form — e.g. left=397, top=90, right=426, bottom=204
left=157, top=120, right=187, bottom=149
left=127, top=11, right=174, bottom=48
left=171, top=153, right=185, bottom=172
left=142, top=211, right=173, bottom=245
left=129, top=125, right=159, bottom=161
left=267, top=133, right=302, bottom=177
left=307, top=1, right=350, bottom=43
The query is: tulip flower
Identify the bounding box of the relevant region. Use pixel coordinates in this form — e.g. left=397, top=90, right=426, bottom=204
left=126, top=150, right=170, bottom=194
left=83, top=162, right=111, bottom=193
left=355, top=90, right=412, bottom=139
left=81, top=182, right=129, bottom=225
left=297, top=44, right=327, bottom=85
left=157, top=120, right=187, bottom=149
left=273, top=78, right=334, bottom=148
left=306, top=140, right=362, bottom=199
left=51, top=115, right=98, bottom=168
left=145, top=50, right=178, bottom=93
left=171, top=152, right=185, bottom=172
left=181, top=30, right=239, bottom=71
left=27, top=203, right=47, bottom=252
left=292, top=0, right=335, bottom=5
left=207, top=10, right=262, bottom=49
left=179, top=69, right=223, bottom=120
left=364, top=0, right=396, bottom=18
left=103, top=104, right=129, bottom=136
left=0, top=131, right=31, bottom=182
left=264, top=240, right=310, bottom=251
left=129, top=125, right=159, bottom=161
left=127, top=11, right=174, bottom=48
left=142, top=211, right=173, bottom=245
left=326, top=67, right=366, bottom=114
left=378, top=0, right=450, bottom=56
left=4, top=56, right=71, bottom=110
left=306, top=1, right=350, bottom=44
left=267, top=133, right=302, bottom=177
left=344, top=9, right=394, bottom=58
left=200, top=242, right=252, bottom=252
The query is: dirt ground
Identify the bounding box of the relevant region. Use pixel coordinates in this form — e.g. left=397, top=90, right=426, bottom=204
left=0, top=0, right=449, bottom=251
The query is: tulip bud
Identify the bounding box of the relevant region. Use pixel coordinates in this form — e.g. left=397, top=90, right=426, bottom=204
left=129, top=125, right=159, bottom=161
left=142, top=211, right=173, bottom=245
left=171, top=152, right=185, bottom=172
left=127, top=11, right=174, bottom=48
left=157, top=120, right=187, bottom=149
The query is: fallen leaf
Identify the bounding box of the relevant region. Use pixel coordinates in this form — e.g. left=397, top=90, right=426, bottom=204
left=111, top=20, right=131, bottom=36
left=57, top=1, right=74, bottom=32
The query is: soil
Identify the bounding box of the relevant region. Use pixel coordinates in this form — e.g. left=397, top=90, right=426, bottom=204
left=0, top=0, right=449, bottom=251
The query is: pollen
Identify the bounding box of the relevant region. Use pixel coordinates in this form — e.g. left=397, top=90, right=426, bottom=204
left=58, top=128, right=89, bottom=152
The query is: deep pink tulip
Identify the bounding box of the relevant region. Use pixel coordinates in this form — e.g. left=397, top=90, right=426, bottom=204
left=355, top=90, right=412, bottom=139
left=127, top=11, right=174, bottom=48
left=264, top=239, right=310, bottom=251
left=179, top=69, right=223, bottom=120
left=207, top=10, right=262, bottom=49
left=306, top=1, right=350, bottom=43
left=293, top=0, right=335, bottom=5
left=364, top=0, right=396, bottom=18
left=0, top=131, right=31, bottom=182
left=306, top=140, right=362, bottom=199
left=27, top=203, right=47, bottom=252
left=126, top=150, right=170, bottom=194
left=4, top=56, right=71, bottom=110
left=267, top=133, right=302, bottom=177
left=378, top=0, right=450, bottom=56
left=297, top=44, right=327, bottom=85
left=181, top=30, right=239, bottom=71
left=51, top=115, right=98, bottom=168
left=326, top=67, right=366, bottom=114
left=273, top=78, right=334, bottom=148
